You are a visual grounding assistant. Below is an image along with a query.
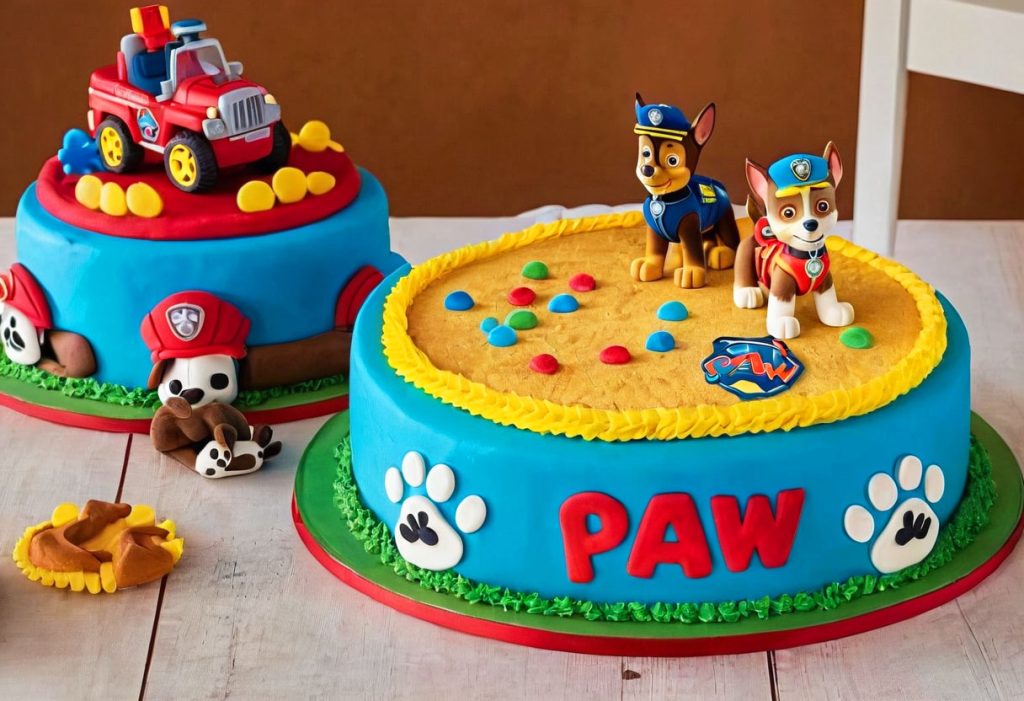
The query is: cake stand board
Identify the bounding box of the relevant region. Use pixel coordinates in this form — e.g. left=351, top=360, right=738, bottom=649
left=0, top=375, right=347, bottom=433
left=292, top=412, right=1023, bottom=657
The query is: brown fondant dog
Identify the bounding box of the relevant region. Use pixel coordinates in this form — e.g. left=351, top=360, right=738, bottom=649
left=151, top=397, right=281, bottom=478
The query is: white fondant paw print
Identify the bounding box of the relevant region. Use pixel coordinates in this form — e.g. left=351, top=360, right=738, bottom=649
left=384, top=451, right=486, bottom=571
left=844, top=455, right=946, bottom=573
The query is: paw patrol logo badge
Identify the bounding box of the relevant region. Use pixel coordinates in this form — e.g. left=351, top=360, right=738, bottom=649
left=648, top=108, right=663, bottom=126
left=702, top=336, right=804, bottom=400
left=791, top=158, right=812, bottom=182
left=166, top=304, right=204, bottom=342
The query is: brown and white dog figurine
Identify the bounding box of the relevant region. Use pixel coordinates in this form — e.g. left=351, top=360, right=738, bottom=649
left=733, top=143, right=854, bottom=339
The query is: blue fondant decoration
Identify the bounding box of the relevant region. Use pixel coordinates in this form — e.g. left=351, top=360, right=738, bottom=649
left=645, top=330, right=675, bottom=353
left=351, top=271, right=971, bottom=605
left=769, top=153, right=830, bottom=191
left=657, top=300, right=688, bottom=322
left=57, top=129, right=104, bottom=175
left=487, top=325, right=517, bottom=347
left=16, top=170, right=405, bottom=387
left=444, top=290, right=474, bottom=312
left=548, top=294, right=579, bottom=314
left=480, top=316, right=499, bottom=333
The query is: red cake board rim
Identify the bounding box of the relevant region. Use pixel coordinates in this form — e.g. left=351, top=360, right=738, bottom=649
left=293, top=498, right=1023, bottom=657
left=291, top=410, right=1023, bottom=657
left=0, top=390, right=347, bottom=434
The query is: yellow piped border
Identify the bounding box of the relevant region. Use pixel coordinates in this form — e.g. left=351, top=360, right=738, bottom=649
left=381, top=211, right=947, bottom=442
left=12, top=502, right=184, bottom=594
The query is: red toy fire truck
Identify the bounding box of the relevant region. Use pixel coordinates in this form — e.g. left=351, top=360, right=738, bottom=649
left=87, top=5, right=289, bottom=192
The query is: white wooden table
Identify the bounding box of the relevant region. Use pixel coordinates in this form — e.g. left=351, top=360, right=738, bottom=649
left=1, top=214, right=1022, bottom=700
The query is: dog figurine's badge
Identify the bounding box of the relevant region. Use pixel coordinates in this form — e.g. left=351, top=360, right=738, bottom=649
left=790, top=158, right=812, bottom=182
left=166, top=304, right=205, bottom=342
left=648, top=108, right=663, bottom=126
left=701, top=335, right=804, bottom=400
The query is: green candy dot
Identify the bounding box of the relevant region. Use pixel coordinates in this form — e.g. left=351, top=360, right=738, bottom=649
left=505, top=310, right=538, bottom=330
left=522, top=260, right=549, bottom=280
left=840, top=326, right=874, bottom=349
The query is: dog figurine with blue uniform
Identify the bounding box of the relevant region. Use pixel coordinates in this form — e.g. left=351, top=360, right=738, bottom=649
left=632, top=94, right=740, bottom=289
left=733, top=143, right=855, bottom=340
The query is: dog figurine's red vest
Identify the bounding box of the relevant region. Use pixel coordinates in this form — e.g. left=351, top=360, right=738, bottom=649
left=753, top=218, right=830, bottom=296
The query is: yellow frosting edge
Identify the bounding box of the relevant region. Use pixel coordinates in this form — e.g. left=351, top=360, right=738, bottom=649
left=381, top=211, right=948, bottom=442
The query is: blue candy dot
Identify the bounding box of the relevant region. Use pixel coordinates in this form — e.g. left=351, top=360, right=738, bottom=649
left=444, top=290, right=474, bottom=311
left=646, top=331, right=676, bottom=353
left=480, top=316, right=499, bottom=333
left=657, top=301, right=688, bottom=322
left=548, top=293, right=580, bottom=314
left=487, top=325, right=517, bottom=347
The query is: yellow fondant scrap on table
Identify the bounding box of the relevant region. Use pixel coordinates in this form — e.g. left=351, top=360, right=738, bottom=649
left=382, top=211, right=948, bottom=442
left=74, top=174, right=103, bottom=210
left=12, top=500, right=184, bottom=595
left=125, top=182, right=163, bottom=218
left=306, top=171, right=336, bottom=196
left=272, top=166, right=308, bottom=204
left=237, top=180, right=277, bottom=213
left=290, top=120, right=345, bottom=153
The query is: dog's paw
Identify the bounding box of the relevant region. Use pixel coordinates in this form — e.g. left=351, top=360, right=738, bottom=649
left=844, top=455, right=945, bottom=573
left=819, top=301, right=855, bottom=327
left=674, top=265, right=706, bottom=289
left=384, top=451, right=486, bottom=571
left=194, top=440, right=266, bottom=479
left=733, top=285, right=765, bottom=309
left=707, top=245, right=736, bottom=271
left=630, top=256, right=664, bottom=282
left=767, top=315, right=801, bottom=339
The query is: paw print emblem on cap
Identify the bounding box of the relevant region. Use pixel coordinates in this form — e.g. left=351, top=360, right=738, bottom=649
left=649, top=108, right=663, bottom=125
left=791, top=158, right=811, bottom=182
left=166, top=304, right=204, bottom=341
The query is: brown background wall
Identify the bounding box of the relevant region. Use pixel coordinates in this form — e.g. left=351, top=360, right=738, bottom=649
left=1, top=0, right=1021, bottom=218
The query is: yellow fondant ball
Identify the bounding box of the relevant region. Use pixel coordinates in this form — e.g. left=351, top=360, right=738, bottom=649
left=272, top=167, right=307, bottom=204
left=306, top=171, right=336, bottom=196
left=125, top=182, right=163, bottom=218
left=74, top=175, right=102, bottom=210
left=99, top=182, right=127, bottom=217
left=236, top=180, right=276, bottom=213
left=298, top=120, right=332, bottom=152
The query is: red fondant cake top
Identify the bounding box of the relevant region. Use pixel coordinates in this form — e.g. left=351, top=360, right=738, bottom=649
left=35, top=146, right=361, bottom=241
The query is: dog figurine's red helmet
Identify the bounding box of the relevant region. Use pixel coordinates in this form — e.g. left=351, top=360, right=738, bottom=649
left=0, top=264, right=53, bottom=331
left=140, top=291, right=250, bottom=390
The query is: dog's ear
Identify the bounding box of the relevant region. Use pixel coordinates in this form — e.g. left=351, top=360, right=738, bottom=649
left=823, top=141, right=843, bottom=186
left=635, top=92, right=645, bottom=108
left=745, top=159, right=771, bottom=214
left=691, top=103, right=716, bottom=147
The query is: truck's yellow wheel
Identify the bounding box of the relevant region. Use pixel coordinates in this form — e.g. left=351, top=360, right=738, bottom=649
left=94, top=117, right=143, bottom=174
left=99, top=126, right=123, bottom=167
left=167, top=144, right=197, bottom=187
left=163, top=132, right=218, bottom=192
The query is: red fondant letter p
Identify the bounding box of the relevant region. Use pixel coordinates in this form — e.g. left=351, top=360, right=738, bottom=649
left=559, top=492, right=629, bottom=583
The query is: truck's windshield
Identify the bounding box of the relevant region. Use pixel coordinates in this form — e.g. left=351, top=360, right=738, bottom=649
left=173, top=42, right=229, bottom=85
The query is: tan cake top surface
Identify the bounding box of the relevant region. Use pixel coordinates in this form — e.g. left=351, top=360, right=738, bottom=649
left=382, top=212, right=946, bottom=441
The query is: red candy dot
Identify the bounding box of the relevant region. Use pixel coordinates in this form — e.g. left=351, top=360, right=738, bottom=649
left=599, top=345, right=631, bottom=365
left=529, top=353, right=559, bottom=374
left=568, top=273, right=596, bottom=292
left=507, top=286, right=536, bottom=306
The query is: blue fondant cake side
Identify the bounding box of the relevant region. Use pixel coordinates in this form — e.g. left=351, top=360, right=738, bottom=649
left=349, top=268, right=971, bottom=605
left=15, top=169, right=404, bottom=387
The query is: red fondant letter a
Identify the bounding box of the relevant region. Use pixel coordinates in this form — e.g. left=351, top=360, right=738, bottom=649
left=625, top=494, right=712, bottom=579
left=559, top=492, right=629, bottom=583
left=711, top=489, right=805, bottom=572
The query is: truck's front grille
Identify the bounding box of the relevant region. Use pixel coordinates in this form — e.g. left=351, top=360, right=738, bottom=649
left=221, top=89, right=267, bottom=135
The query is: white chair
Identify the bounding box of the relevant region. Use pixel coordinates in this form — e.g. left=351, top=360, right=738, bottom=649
left=852, top=0, right=1024, bottom=255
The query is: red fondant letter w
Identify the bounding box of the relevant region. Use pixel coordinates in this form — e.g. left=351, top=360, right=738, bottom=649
left=711, top=489, right=805, bottom=572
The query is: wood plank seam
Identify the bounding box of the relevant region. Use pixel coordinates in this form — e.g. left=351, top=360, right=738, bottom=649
left=137, top=574, right=169, bottom=701
left=767, top=650, right=780, bottom=701
left=115, top=433, right=133, bottom=503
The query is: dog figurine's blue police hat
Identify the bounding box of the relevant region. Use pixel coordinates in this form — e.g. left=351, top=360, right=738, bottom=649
left=768, top=154, right=831, bottom=196
left=634, top=101, right=691, bottom=142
